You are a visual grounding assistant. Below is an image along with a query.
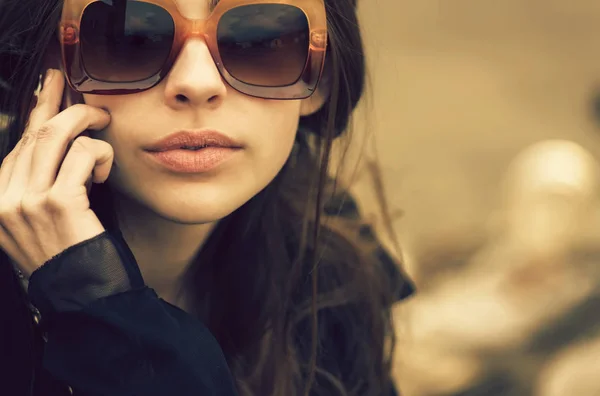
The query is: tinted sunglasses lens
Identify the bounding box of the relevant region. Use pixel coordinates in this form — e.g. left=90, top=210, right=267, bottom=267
left=80, top=1, right=174, bottom=83
left=217, top=4, right=309, bottom=87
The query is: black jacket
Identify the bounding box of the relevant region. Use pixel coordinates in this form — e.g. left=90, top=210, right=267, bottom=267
left=0, top=217, right=414, bottom=396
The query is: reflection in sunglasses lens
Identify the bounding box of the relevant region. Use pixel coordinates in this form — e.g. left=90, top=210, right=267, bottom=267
left=217, top=4, right=309, bottom=87
left=81, top=0, right=175, bottom=83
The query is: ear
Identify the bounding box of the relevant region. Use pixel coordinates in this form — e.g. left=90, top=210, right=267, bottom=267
left=300, top=65, right=331, bottom=116
left=42, top=37, right=85, bottom=111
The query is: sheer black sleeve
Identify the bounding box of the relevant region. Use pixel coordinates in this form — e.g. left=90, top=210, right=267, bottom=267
left=26, top=229, right=238, bottom=396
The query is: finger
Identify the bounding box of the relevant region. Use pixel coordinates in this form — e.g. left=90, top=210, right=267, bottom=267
left=0, top=150, right=17, bottom=193
left=54, top=136, right=114, bottom=188
left=0, top=70, right=63, bottom=195
left=26, top=69, right=63, bottom=138
left=27, top=104, right=110, bottom=193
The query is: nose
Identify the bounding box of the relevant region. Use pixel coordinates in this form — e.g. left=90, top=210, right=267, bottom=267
left=162, top=38, right=227, bottom=110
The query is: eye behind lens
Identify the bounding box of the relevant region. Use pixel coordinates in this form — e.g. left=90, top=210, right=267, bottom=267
left=217, top=4, right=310, bottom=87
left=80, top=0, right=175, bottom=83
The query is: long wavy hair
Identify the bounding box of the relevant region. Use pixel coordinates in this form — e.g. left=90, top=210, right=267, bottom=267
left=0, top=0, right=407, bottom=395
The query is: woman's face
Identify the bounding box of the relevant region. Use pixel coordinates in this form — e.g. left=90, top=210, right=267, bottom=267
left=68, top=0, right=325, bottom=224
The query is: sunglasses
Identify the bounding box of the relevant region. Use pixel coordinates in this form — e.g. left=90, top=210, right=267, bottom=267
left=59, top=0, right=328, bottom=99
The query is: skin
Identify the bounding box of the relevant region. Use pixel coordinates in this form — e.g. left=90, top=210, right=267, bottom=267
left=1, top=0, right=327, bottom=310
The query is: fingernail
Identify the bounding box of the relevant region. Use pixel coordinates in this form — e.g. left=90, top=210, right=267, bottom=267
left=34, top=73, right=43, bottom=97
left=100, top=106, right=111, bottom=117
left=43, top=69, right=55, bottom=89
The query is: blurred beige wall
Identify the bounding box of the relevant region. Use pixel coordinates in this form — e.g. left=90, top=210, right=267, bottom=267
left=353, top=0, right=600, bottom=282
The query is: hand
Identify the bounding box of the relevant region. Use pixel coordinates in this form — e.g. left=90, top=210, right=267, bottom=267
left=0, top=69, right=113, bottom=278
left=392, top=140, right=600, bottom=396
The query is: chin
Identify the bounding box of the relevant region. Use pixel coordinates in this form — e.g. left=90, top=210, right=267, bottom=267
left=154, top=206, right=234, bottom=225
left=143, top=192, right=246, bottom=225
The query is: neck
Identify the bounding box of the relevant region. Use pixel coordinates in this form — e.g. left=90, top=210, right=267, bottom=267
left=111, top=192, right=216, bottom=311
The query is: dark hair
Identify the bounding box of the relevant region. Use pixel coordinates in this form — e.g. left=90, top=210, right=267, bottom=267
left=0, top=1, right=407, bottom=395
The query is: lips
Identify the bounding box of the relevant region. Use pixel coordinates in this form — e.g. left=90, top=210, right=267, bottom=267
left=144, top=130, right=242, bottom=152
left=143, top=130, right=243, bottom=174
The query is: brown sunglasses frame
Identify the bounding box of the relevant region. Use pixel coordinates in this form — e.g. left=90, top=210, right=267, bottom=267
left=59, top=0, right=328, bottom=99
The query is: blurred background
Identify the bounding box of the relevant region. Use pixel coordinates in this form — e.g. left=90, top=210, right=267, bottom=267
left=348, top=1, right=600, bottom=395
left=351, top=0, right=600, bottom=284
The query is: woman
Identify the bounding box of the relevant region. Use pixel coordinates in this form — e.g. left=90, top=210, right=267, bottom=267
left=0, top=0, right=414, bottom=395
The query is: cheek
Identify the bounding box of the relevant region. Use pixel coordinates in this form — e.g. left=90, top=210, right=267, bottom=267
left=82, top=92, right=150, bottom=148
left=83, top=93, right=145, bottom=121
left=248, top=101, right=301, bottom=173
left=255, top=101, right=301, bottom=152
